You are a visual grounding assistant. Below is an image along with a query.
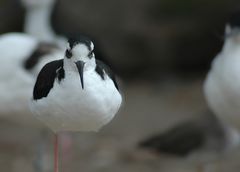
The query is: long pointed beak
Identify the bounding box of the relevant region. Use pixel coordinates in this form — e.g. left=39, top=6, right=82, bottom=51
left=75, top=61, right=85, bottom=89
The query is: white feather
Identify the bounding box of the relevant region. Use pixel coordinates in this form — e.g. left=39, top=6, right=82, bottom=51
left=21, top=0, right=67, bottom=48
left=0, top=33, right=63, bottom=127
left=31, top=49, right=122, bottom=132
left=204, top=29, right=240, bottom=150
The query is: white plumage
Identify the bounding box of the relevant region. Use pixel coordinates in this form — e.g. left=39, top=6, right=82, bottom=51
left=0, top=33, right=63, bottom=127
left=21, top=0, right=67, bottom=48
left=204, top=21, right=240, bottom=150
left=30, top=38, right=122, bottom=132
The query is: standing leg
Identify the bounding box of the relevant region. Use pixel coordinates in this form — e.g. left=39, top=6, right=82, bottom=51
left=54, top=133, right=59, bottom=172
left=60, top=132, right=73, bottom=167
left=33, top=129, right=49, bottom=172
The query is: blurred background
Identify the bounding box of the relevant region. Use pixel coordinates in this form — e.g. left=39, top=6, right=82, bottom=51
left=0, top=0, right=240, bottom=171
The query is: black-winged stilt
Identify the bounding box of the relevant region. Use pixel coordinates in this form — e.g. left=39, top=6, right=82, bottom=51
left=31, top=36, right=122, bottom=172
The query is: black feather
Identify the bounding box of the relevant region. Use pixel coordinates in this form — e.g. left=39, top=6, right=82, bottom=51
left=24, top=42, right=58, bottom=70
left=95, top=59, right=119, bottom=90
left=33, top=59, right=64, bottom=100
left=68, top=35, right=92, bottom=51
left=139, top=122, right=205, bottom=157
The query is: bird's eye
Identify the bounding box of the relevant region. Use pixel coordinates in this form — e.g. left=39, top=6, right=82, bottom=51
left=66, top=49, right=72, bottom=59
left=88, top=51, right=94, bottom=58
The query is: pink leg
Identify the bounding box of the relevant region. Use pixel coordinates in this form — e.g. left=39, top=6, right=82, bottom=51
left=60, top=132, right=73, bottom=163
left=54, top=133, right=59, bottom=172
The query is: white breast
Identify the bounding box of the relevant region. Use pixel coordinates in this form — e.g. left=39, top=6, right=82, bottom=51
left=204, top=49, right=240, bottom=130
left=31, top=68, right=122, bottom=132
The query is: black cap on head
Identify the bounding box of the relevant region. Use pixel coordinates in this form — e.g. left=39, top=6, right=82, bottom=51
left=228, top=10, right=240, bottom=28
left=68, top=35, right=92, bottom=51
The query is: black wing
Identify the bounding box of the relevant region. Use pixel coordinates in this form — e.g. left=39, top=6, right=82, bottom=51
left=139, top=122, right=205, bottom=157
left=24, top=42, right=58, bottom=70
left=33, top=59, right=64, bottom=100
left=95, top=59, right=119, bottom=90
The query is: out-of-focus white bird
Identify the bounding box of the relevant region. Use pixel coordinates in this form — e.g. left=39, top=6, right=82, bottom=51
left=138, top=12, right=240, bottom=172
left=0, top=32, right=63, bottom=172
left=0, top=33, right=62, bottom=126
left=204, top=11, right=240, bottom=135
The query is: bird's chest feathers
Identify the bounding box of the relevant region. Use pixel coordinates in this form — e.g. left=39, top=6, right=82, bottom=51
left=58, top=69, right=115, bottom=106
left=211, top=51, right=240, bottom=101
left=64, top=68, right=106, bottom=90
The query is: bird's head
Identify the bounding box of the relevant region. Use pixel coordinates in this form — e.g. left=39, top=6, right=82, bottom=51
left=225, top=10, right=240, bottom=42
left=65, top=36, right=95, bottom=89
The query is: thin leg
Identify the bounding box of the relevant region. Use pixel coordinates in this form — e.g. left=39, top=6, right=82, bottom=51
left=34, top=129, right=48, bottom=172
left=54, top=133, right=59, bottom=172
left=60, top=132, right=73, bottom=165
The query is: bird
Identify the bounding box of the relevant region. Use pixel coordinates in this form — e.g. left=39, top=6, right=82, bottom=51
left=30, top=36, right=122, bottom=172
left=138, top=11, right=240, bottom=171
left=0, top=32, right=63, bottom=172
left=204, top=10, right=240, bottom=134
left=21, top=0, right=67, bottom=47
left=21, top=0, right=115, bottom=168
left=0, top=33, right=62, bottom=125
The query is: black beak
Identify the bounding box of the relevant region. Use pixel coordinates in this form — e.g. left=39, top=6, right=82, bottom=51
left=75, top=61, right=85, bottom=89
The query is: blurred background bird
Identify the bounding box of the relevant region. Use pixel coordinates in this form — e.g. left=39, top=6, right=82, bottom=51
left=0, top=1, right=66, bottom=172
left=1, top=0, right=240, bottom=172
left=204, top=10, right=240, bottom=136
left=0, top=32, right=63, bottom=172
left=137, top=9, right=240, bottom=172
left=21, top=0, right=65, bottom=45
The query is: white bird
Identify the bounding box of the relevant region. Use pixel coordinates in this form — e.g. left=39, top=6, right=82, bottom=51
left=21, top=0, right=67, bottom=47
left=30, top=36, right=122, bottom=171
left=0, top=32, right=63, bottom=172
left=204, top=11, right=240, bottom=141
left=0, top=33, right=62, bottom=126
left=138, top=12, right=240, bottom=172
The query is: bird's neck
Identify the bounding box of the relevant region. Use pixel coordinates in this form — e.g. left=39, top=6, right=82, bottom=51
left=24, top=5, right=56, bottom=42
left=222, top=38, right=240, bottom=54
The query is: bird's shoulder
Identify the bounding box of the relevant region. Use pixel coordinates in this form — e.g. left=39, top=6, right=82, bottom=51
left=33, top=59, right=64, bottom=100
left=95, top=59, right=119, bottom=90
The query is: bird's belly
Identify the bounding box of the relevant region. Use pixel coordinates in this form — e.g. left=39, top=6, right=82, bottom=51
left=0, top=67, right=47, bottom=127
left=0, top=34, right=52, bottom=127
left=204, top=67, right=240, bottom=130
left=31, top=72, right=122, bottom=132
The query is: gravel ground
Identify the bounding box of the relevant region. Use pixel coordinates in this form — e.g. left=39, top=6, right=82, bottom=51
left=1, top=77, right=240, bottom=172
